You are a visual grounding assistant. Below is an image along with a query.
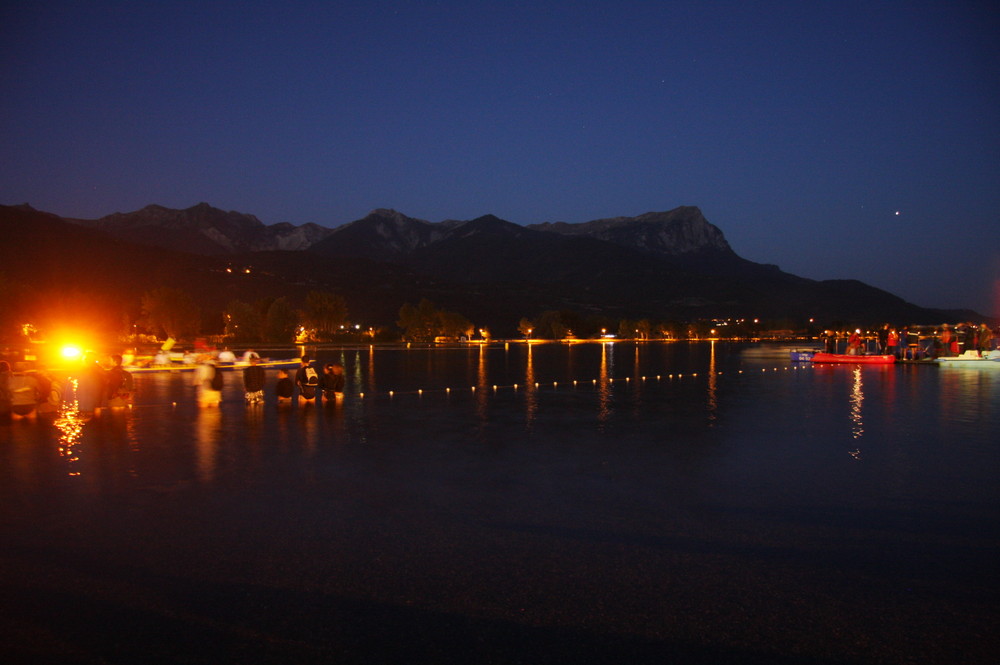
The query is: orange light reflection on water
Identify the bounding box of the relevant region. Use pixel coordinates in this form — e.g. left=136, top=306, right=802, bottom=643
left=707, top=340, right=718, bottom=424
left=597, top=342, right=612, bottom=425
left=475, top=343, right=489, bottom=422
left=524, top=342, right=537, bottom=427
left=850, top=367, right=865, bottom=442
left=53, top=377, right=84, bottom=476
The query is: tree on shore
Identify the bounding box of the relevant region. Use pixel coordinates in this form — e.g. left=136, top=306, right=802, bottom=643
left=517, top=318, right=535, bottom=339
left=224, top=299, right=263, bottom=342
left=398, top=299, right=440, bottom=342
left=141, top=287, right=200, bottom=339
left=397, top=299, right=474, bottom=341
left=303, top=290, right=348, bottom=339
left=438, top=309, right=474, bottom=340
left=264, top=297, right=298, bottom=342
left=535, top=310, right=568, bottom=339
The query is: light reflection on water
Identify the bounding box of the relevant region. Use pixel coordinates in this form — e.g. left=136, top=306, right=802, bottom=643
left=850, top=367, right=864, bottom=441
left=938, top=364, right=999, bottom=426
left=597, top=342, right=612, bottom=426
left=195, top=407, right=220, bottom=484
left=707, top=340, right=718, bottom=423
left=53, top=377, right=83, bottom=476
left=524, top=342, right=537, bottom=427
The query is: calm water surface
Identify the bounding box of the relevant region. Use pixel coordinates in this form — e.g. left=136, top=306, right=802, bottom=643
left=2, top=342, right=998, bottom=664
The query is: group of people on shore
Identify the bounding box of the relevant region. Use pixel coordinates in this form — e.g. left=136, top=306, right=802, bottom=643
left=193, top=354, right=345, bottom=408
left=823, top=322, right=996, bottom=359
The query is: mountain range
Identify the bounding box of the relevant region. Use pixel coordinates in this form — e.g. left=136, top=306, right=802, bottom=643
left=71, top=202, right=334, bottom=254
left=0, top=202, right=984, bottom=336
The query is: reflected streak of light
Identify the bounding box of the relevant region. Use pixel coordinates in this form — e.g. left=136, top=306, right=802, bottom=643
left=367, top=347, right=377, bottom=395
left=707, top=340, right=718, bottom=423
left=54, top=377, right=84, bottom=476
left=598, top=342, right=612, bottom=424
left=126, top=407, right=141, bottom=476
left=631, top=343, right=644, bottom=412
left=476, top=343, right=489, bottom=420
left=349, top=350, right=361, bottom=392
left=850, top=367, right=864, bottom=440
left=524, top=342, right=537, bottom=426
left=195, top=407, right=220, bottom=483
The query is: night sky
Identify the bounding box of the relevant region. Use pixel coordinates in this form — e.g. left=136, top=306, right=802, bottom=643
left=3, top=1, right=998, bottom=316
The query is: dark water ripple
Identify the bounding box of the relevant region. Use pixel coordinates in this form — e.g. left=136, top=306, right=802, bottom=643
left=2, top=342, right=998, bottom=664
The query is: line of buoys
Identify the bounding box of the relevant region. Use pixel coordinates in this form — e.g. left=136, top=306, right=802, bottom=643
left=350, top=364, right=812, bottom=401
left=124, top=364, right=814, bottom=407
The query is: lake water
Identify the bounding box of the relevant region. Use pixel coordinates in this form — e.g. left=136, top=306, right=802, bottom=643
left=2, top=342, right=998, bottom=664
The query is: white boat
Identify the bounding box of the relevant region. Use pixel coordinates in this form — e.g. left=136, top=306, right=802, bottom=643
left=935, top=350, right=1000, bottom=366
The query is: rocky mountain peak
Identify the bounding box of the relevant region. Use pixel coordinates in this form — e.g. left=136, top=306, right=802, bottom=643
left=449, top=214, right=528, bottom=239
left=529, top=206, right=733, bottom=257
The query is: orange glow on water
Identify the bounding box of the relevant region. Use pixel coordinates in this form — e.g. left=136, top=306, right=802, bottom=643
left=54, top=378, right=84, bottom=476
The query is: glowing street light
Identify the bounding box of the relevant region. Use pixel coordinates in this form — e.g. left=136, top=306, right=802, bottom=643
left=61, top=345, right=82, bottom=360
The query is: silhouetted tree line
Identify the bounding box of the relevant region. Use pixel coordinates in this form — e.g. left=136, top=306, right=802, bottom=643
left=1, top=268, right=822, bottom=346
left=138, top=288, right=348, bottom=343
left=396, top=299, right=474, bottom=342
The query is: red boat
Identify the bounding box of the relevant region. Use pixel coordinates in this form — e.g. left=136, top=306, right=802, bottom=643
left=810, top=353, right=896, bottom=364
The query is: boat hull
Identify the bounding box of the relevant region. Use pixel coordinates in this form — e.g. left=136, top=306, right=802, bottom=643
left=810, top=353, right=896, bottom=364
left=936, top=350, right=1000, bottom=366
left=126, top=359, right=300, bottom=373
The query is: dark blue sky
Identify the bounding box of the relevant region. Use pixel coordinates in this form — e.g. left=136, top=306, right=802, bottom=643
left=3, top=1, right=998, bottom=316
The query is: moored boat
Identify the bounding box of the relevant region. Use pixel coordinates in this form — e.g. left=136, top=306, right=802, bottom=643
left=936, top=350, right=1000, bottom=366
left=125, top=358, right=300, bottom=373
left=810, top=353, right=896, bottom=364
